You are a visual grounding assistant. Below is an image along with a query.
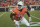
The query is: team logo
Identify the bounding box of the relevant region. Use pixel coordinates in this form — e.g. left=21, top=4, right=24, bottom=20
left=17, top=12, right=19, bottom=15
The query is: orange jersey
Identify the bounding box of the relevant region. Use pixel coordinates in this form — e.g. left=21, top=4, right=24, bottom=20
left=12, top=7, right=27, bottom=21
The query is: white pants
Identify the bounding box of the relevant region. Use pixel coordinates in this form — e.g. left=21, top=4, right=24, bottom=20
left=14, top=17, right=30, bottom=27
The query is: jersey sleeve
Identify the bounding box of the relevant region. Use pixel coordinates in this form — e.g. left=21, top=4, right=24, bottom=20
left=11, top=9, right=15, bottom=14
left=11, top=11, right=15, bottom=14
left=24, top=7, right=27, bottom=13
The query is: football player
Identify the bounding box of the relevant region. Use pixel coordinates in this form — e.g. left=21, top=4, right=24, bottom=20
left=10, top=1, right=31, bottom=27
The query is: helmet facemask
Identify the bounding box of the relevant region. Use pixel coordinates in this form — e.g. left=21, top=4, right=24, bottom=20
left=17, top=1, right=24, bottom=10
left=18, top=5, right=23, bottom=10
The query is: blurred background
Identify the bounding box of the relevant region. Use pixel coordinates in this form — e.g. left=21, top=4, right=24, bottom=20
left=0, top=0, right=40, bottom=12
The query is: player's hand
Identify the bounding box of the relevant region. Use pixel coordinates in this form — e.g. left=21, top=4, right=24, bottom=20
left=29, top=17, right=32, bottom=23
left=14, top=20, right=16, bottom=22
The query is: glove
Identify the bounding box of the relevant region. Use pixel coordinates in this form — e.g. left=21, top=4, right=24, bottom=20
left=29, top=17, right=32, bottom=23
left=14, top=20, right=16, bottom=22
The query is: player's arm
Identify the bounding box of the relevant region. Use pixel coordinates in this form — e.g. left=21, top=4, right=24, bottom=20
left=26, top=4, right=31, bottom=22
left=27, top=5, right=31, bottom=11
left=26, top=11, right=30, bottom=17
left=10, top=13, right=15, bottom=21
left=26, top=11, right=31, bottom=22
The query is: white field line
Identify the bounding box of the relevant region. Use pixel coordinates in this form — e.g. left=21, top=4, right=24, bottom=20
left=31, top=24, right=40, bottom=26
left=30, top=22, right=40, bottom=26
left=31, top=15, right=40, bottom=20
left=19, top=22, right=40, bottom=26
left=30, top=22, right=40, bottom=24
left=0, top=12, right=6, bottom=17
left=30, top=22, right=40, bottom=23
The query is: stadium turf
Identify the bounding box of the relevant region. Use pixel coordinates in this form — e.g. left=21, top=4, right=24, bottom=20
left=0, top=10, right=40, bottom=27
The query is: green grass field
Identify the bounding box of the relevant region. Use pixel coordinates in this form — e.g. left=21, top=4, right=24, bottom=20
left=0, top=10, right=40, bottom=27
